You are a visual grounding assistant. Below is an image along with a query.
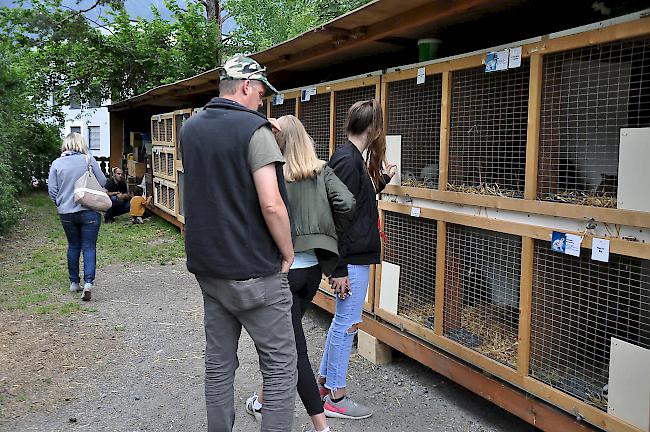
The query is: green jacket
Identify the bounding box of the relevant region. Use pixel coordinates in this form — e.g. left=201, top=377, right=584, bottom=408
left=285, top=165, right=356, bottom=276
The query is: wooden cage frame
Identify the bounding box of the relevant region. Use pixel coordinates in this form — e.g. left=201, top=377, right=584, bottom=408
left=153, top=177, right=179, bottom=217
left=150, top=112, right=175, bottom=147
left=371, top=16, right=650, bottom=432
left=152, top=145, right=177, bottom=183
left=380, top=16, right=650, bottom=230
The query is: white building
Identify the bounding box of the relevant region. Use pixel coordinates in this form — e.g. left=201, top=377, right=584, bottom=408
left=60, top=88, right=111, bottom=159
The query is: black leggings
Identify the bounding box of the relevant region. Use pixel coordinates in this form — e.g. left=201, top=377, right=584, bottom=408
left=288, top=264, right=324, bottom=416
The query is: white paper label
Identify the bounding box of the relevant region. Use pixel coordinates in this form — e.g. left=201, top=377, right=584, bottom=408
left=416, top=67, right=426, bottom=85
left=272, top=93, right=284, bottom=105
left=508, top=46, right=522, bottom=68
left=591, top=238, right=610, bottom=262
left=410, top=207, right=421, bottom=218
left=301, top=87, right=317, bottom=102
left=565, top=233, right=582, bottom=257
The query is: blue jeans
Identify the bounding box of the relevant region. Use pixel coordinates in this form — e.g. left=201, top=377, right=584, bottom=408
left=60, top=210, right=101, bottom=284
left=105, top=195, right=130, bottom=220
left=318, top=264, right=369, bottom=391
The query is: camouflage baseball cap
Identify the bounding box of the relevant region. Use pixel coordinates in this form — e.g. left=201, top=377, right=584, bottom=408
left=218, top=55, right=278, bottom=94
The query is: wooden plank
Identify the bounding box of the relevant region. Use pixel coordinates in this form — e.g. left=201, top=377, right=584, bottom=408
left=527, top=16, right=650, bottom=56
left=517, top=237, right=534, bottom=376
left=434, top=220, right=446, bottom=335
left=328, top=75, right=380, bottom=93
left=439, top=71, right=451, bottom=191
left=380, top=80, right=389, bottom=135
left=524, top=53, right=543, bottom=200
left=383, top=54, right=485, bottom=83
left=382, top=184, right=650, bottom=229
left=378, top=201, right=650, bottom=260
left=295, top=97, right=301, bottom=118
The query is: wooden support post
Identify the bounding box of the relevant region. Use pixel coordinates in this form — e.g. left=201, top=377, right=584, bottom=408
left=434, top=220, right=447, bottom=335
left=439, top=71, right=451, bottom=191
left=517, top=236, right=534, bottom=376
left=329, top=92, right=336, bottom=156
left=524, top=53, right=542, bottom=200
left=109, top=111, right=124, bottom=170
left=358, top=329, right=393, bottom=365
left=380, top=79, right=389, bottom=133
left=295, top=97, right=301, bottom=118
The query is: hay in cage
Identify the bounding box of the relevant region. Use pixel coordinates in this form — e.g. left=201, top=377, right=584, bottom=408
left=446, top=183, right=523, bottom=198
left=401, top=177, right=437, bottom=189
left=456, top=305, right=519, bottom=368
left=549, top=191, right=616, bottom=208
left=398, top=298, right=436, bottom=329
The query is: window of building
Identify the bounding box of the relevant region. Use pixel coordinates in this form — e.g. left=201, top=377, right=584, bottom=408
left=69, top=86, right=80, bottom=109
left=70, top=126, right=81, bottom=135
left=88, top=126, right=100, bottom=150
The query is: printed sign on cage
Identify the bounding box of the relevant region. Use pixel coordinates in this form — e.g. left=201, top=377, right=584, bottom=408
left=485, top=49, right=509, bottom=73
left=551, top=231, right=582, bottom=257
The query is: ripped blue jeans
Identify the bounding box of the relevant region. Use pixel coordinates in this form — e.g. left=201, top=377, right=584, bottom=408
left=318, top=264, right=369, bottom=391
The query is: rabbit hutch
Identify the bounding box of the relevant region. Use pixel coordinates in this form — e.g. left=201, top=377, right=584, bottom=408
left=108, top=1, right=650, bottom=431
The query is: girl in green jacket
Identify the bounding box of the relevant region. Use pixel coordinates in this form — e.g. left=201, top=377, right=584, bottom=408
left=246, top=115, right=356, bottom=432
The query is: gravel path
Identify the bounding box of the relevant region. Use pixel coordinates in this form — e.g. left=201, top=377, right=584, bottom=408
left=2, top=261, right=534, bottom=432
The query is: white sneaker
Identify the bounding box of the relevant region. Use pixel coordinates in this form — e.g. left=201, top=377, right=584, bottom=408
left=69, top=282, right=81, bottom=293
left=81, top=282, right=92, bottom=301
left=245, top=393, right=262, bottom=421
left=307, top=428, right=331, bottom=432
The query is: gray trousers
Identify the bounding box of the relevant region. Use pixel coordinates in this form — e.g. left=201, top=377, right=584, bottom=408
left=197, top=272, right=297, bottom=432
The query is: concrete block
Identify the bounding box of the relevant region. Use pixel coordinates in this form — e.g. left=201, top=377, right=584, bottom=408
left=357, top=329, right=392, bottom=365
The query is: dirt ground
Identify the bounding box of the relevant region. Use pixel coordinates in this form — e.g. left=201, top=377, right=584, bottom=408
left=0, top=257, right=538, bottom=432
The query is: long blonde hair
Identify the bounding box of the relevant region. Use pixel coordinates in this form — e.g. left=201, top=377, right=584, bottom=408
left=275, top=115, right=325, bottom=181
left=61, top=132, right=89, bottom=154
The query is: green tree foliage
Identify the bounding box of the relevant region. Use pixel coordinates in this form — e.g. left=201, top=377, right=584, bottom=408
left=223, top=0, right=371, bottom=54
left=0, top=0, right=219, bottom=105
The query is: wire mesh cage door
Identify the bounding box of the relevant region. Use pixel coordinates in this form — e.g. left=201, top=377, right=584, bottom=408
left=530, top=242, right=650, bottom=411
left=270, top=97, right=297, bottom=119
left=151, top=117, right=160, bottom=144
left=334, top=85, right=377, bottom=148
left=386, top=75, right=443, bottom=189
left=174, top=110, right=192, bottom=148
left=448, top=63, right=530, bottom=198
left=299, top=92, right=331, bottom=161
left=382, top=211, right=437, bottom=329
left=443, top=224, right=522, bottom=369
left=538, top=36, right=650, bottom=208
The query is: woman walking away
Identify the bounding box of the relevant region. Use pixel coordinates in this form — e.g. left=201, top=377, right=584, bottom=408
left=318, top=100, right=395, bottom=420
left=245, top=115, right=356, bottom=432
left=48, top=132, right=107, bottom=301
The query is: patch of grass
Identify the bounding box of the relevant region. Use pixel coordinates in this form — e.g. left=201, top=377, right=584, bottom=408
left=59, top=302, right=81, bottom=315
left=16, top=392, right=27, bottom=402
left=34, top=304, right=58, bottom=315
left=0, top=193, right=184, bottom=315
left=114, top=324, right=126, bottom=332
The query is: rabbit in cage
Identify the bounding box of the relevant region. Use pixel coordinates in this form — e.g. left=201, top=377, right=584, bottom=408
left=595, top=173, right=618, bottom=196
